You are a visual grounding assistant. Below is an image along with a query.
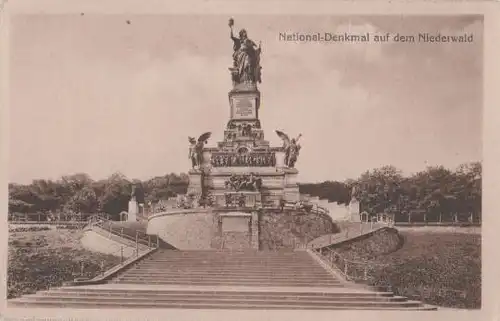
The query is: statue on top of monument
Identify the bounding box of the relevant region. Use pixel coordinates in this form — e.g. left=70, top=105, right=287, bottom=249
left=188, top=132, right=212, bottom=169
left=275, top=130, right=302, bottom=168
left=351, top=185, right=358, bottom=199
left=228, top=18, right=262, bottom=85
left=130, top=185, right=137, bottom=202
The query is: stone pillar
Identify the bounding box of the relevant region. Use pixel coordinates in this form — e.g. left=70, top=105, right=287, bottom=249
left=128, top=200, right=138, bottom=222
left=283, top=168, right=300, bottom=202
left=187, top=170, right=203, bottom=196
left=349, top=197, right=360, bottom=222
left=275, top=151, right=286, bottom=168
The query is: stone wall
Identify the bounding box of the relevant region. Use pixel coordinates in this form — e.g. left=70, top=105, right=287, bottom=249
left=147, top=209, right=260, bottom=250
left=80, top=227, right=148, bottom=258
left=147, top=209, right=218, bottom=250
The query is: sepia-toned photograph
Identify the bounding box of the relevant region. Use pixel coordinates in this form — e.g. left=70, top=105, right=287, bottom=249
left=5, top=13, right=483, bottom=314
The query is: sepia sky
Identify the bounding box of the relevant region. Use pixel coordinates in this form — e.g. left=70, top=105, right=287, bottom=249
left=9, top=15, right=483, bottom=184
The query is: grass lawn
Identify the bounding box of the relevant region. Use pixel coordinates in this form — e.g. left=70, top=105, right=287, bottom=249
left=8, top=229, right=122, bottom=299
left=334, top=228, right=481, bottom=309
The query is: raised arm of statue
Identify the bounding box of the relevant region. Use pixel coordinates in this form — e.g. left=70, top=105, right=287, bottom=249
left=230, top=28, right=238, bottom=41
left=230, top=27, right=240, bottom=52
left=230, top=29, right=236, bottom=41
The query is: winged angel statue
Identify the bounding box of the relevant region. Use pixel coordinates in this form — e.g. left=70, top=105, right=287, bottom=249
left=275, top=131, right=302, bottom=168
left=188, top=132, right=212, bottom=169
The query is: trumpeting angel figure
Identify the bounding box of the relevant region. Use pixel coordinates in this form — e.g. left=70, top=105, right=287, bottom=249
left=275, top=130, right=302, bottom=168
left=188, top=132, right=212, bottom=169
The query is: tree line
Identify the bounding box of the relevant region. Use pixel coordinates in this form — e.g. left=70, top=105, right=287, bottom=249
left=9, top=161, right=481, bottom=223
left=9, top=172, right=189, bottom=220
left=299, top=162, right=481, bottom=223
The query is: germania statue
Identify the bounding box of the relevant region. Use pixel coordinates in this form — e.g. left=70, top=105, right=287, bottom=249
left=228, top=18, right=262, bottom=85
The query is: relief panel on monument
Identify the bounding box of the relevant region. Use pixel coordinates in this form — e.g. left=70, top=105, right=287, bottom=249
left=211, top=152, right=276, bottom=167
left=224, top=129, right=264, bottom=141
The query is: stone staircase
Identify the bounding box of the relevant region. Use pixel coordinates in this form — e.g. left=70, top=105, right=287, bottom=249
left=113, top=250, right=341, bottom=287
left=9, top=249, right=436, bottom=310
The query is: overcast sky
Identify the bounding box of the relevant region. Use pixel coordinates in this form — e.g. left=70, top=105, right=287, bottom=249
left=9, top=15, right=482, bottom=184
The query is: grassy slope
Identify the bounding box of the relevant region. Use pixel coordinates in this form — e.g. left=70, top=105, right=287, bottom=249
left=331, top=228, right=403, bottom=260
left=333, top=229, right=481, bottom=309
left=8, top=230, right=121, bottom=299
left=259, top=210, right=338, bottom=250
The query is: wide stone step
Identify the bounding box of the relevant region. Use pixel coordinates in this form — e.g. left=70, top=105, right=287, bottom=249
left=48, top=288, right=393, bottom=297
left=115, top=277, right=341, bottom=284
left=131, top=266, right=329, bottom=272
left=120, top=270, right=336, bottom=276
left=143, top=258, right=312, bottom=264
left=40, top=289, right=396, bottom=300
left=37, top=292, right=406, bottom=302
left=117, top=273, right=337, bottom=280
left=135, top=263, right=320, bottom=268
left=154, top=250, right=299, bottom=253
left=136, top=264, right=318, bottom=268
left=13, top=296, right=417, bottom=307
left=143, top=259, right=311, bottom=263
left=131, top=266, right=328, bottom=271
left=151, top=252, right=304, bottom=255
left=139, top=261, right=314, bottom=265
left=138, top=261, right=319, bottom=265
left=152, top=253, right=304, bottom=256
left=150, top=253, right=305, bottom=258
left=120, top=271, right=335, bottom=278
left=8, top=299, right=434, bottom=310
left=111, top=278, right=342, bottom=287
left=133, top=263, right=325, bottom=268
left=116, top=275, right=340, bottom=281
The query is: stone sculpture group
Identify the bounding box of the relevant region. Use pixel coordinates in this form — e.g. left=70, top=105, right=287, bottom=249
left=225, top=173, right=263, bottom=192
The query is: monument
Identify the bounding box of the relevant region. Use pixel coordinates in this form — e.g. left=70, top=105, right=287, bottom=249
left=186, top=18, right=303, bottom=209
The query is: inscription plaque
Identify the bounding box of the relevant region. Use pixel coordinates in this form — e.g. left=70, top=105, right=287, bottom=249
left=222, top=216, right=250, bottom=233
left=231, top=95, right=257, bottom=119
